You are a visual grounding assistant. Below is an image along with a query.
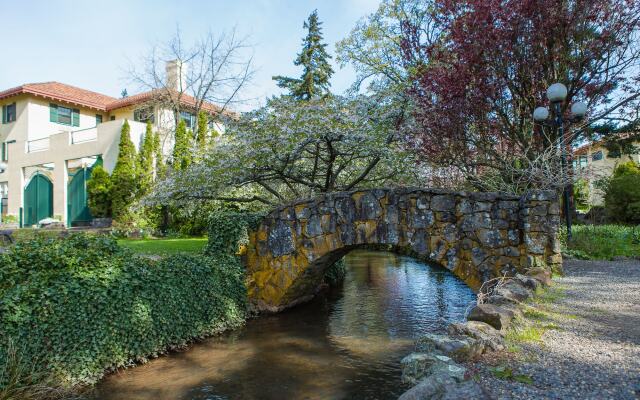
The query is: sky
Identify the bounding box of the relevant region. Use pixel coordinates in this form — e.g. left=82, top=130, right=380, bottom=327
left=0, top=0, right=380, bottom=111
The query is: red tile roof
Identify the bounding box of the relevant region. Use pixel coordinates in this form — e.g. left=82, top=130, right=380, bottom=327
left=0, top=81, right=226, bottom=115
left=0, top=82, right=117, bottom=111
left=106, top=89, right=225, bottom=114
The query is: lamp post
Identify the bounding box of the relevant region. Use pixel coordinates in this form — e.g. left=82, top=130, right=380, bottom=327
left=533, top=83, right=587, bottom=241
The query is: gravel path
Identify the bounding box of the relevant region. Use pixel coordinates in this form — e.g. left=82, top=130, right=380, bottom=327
left=472, top=259, right=640, bottom=400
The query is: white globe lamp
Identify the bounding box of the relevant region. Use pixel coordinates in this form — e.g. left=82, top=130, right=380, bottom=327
left=546, top=83, right=568, bottom=103
left=533, top=107, right=549, bottom=122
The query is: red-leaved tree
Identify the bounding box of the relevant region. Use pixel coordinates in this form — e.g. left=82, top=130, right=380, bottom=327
left=403, top=0, right=640, bottom=191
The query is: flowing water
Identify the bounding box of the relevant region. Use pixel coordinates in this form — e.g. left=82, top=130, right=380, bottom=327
left=94, top=250, right=476, bottom=400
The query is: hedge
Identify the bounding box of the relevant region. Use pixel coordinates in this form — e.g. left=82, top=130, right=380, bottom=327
left=206, top=211, right=265, bottom=255
left=0, top=234, right=247, bottom=387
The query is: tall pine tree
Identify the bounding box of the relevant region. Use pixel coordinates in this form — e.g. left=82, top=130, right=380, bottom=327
left=273, top=10, right=334, bottom=100
left=172, top=119, right=191, bottom=171
left=110, top=120, right=137, bottom=220
left=137, top=121, right=155, bottom=197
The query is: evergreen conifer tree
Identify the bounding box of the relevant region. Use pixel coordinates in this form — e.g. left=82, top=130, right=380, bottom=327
left=86, top=165, right=112, bottom=218
left=195, top=111, right=209, bottom=160
left=110, top=120, right=137, bottom=220
left=273, top=10, right=334, bottom=100
left=137, top=121, right=155, bottom=197
left=172, top=119, right=191, bottom=171
left=153, top=131, right=167, bottom=180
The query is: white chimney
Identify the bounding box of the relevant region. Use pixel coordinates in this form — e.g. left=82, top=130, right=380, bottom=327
left=166, top=60, right=187, bottom=92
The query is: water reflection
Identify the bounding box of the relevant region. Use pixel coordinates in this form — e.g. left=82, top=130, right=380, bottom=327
left=94, top=250, right=476, bottom=400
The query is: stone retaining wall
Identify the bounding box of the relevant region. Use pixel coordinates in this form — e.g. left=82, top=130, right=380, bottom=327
left=245, top=188, right=561, bottom=312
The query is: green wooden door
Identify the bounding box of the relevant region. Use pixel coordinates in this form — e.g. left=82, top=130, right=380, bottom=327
left=24, top=173, right=53, bottom=226
left=68, top=168, right=92, bottom=226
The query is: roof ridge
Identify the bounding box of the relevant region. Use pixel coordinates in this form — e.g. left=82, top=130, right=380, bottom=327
left=26, top=81, right=118, bottom=100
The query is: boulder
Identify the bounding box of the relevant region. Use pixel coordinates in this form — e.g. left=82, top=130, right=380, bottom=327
left=494, top=280, right=532, bottom=302
left=486, top=294, right=518, bottom=307
left=514, top=273, right=539, bottom=290
left=398, top=371, right=487, bottom=400
left=415, top=333, right=484, bottom=362
left=398, top=370, right=458, bottom=400
left=401, top=353, right=466, bottom=386
left=447, top=321, right=505, bottom=351
left=525, top=267, right=552, bottom=286
left=438, top=381, right=489, bottom=400
left=467, top=304, right=516, bottom=330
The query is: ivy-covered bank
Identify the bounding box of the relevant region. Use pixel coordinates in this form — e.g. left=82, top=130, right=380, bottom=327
left=0, top=234, right=247, bottom=389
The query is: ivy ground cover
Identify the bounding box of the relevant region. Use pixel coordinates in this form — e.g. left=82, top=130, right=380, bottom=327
left=0, top=234, right=247, bottom=389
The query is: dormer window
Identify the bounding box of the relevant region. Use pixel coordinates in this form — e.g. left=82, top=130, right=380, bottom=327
left=2, top=103, right=16, bottom=124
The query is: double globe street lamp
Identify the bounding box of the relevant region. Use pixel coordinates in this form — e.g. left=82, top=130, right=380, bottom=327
left=533, top=83, right=588, bottom=241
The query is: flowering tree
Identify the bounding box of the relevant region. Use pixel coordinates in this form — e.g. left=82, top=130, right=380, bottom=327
left=402, top=0, right=640, bottom=191
left=149, top=96, right=418, bottom=206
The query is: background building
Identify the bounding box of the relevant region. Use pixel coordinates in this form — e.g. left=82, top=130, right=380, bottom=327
left=0, top=61, right=222, bottom=227
left=573, top=137, right=640, bottom=206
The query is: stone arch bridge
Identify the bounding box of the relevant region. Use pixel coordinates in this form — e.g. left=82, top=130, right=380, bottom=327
left=245, top=188, right=561, bottom=312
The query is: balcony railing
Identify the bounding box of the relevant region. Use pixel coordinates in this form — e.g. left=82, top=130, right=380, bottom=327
left=70, top=127, right=98, bottom=144
left=26, top=138, right=50, bottom=153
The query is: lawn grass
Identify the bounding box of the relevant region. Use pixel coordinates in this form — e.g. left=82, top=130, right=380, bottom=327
left=566, top=224, right=640, bottom=260
left=117, top=237, right=207, bottom=255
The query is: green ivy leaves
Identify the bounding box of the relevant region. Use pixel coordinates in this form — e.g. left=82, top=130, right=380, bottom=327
left=0, top=234, right=248, bottom=388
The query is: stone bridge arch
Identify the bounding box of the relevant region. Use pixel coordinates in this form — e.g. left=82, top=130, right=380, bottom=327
left=245, top=188, right=561, bottom=312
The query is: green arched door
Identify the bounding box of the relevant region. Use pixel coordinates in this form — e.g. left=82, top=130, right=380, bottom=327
left=24, top=173, right=53, bottom=226
left=67, top=167, right=92, bottom=226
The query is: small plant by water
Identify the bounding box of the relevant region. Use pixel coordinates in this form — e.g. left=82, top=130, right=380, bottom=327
left=0, top=340, right=77, bottom=400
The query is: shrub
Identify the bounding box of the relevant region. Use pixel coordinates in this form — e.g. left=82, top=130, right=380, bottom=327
left=565, top=224, right=640, bottom=260
left=172, top=119, right=191, bottom=171
left=110, top=120, right=138, bottom=221
left=604, top=173, right=640, bottom=223
left=0, top=234, right=247, bottom=388
left=613, top=160, right=640, bottom=177
left=206, top=211, right=265, bottom=255
left=573, top=178, right=590, bottom=210
left=86, top=165, right=112, bottom=218
left=136, top=121, right=155, bottom=198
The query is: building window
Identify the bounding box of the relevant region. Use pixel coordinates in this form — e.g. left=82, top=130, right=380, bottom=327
left=180, top=111, right=195, bottom=129
left=2, top=103, right=16, bottom=124
left=1, top=142, right=7, bottom=161
left=572, top=155, right=588, bottom=170
left=592, top=150, right=603, bottom=161
left=134, top=107, right=155, bottom=124
left=0, top=182, right=7, bottom=219
left=110, top=116, right=116, bottom=121
left=50, top=104, right=80, bottom=126
left=96, top=114, right=103, bottom=125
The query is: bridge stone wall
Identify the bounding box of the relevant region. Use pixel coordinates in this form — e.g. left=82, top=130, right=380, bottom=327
left=245, top=188, right=561, bottom=312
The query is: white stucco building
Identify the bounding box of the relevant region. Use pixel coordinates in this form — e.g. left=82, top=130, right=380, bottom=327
left=572, top=137, right=640, bottom=206
left=0, top=61, right=223, bottom=227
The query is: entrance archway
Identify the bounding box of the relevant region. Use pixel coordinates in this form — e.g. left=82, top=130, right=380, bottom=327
left=24, top=172, right=53, bottom=226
